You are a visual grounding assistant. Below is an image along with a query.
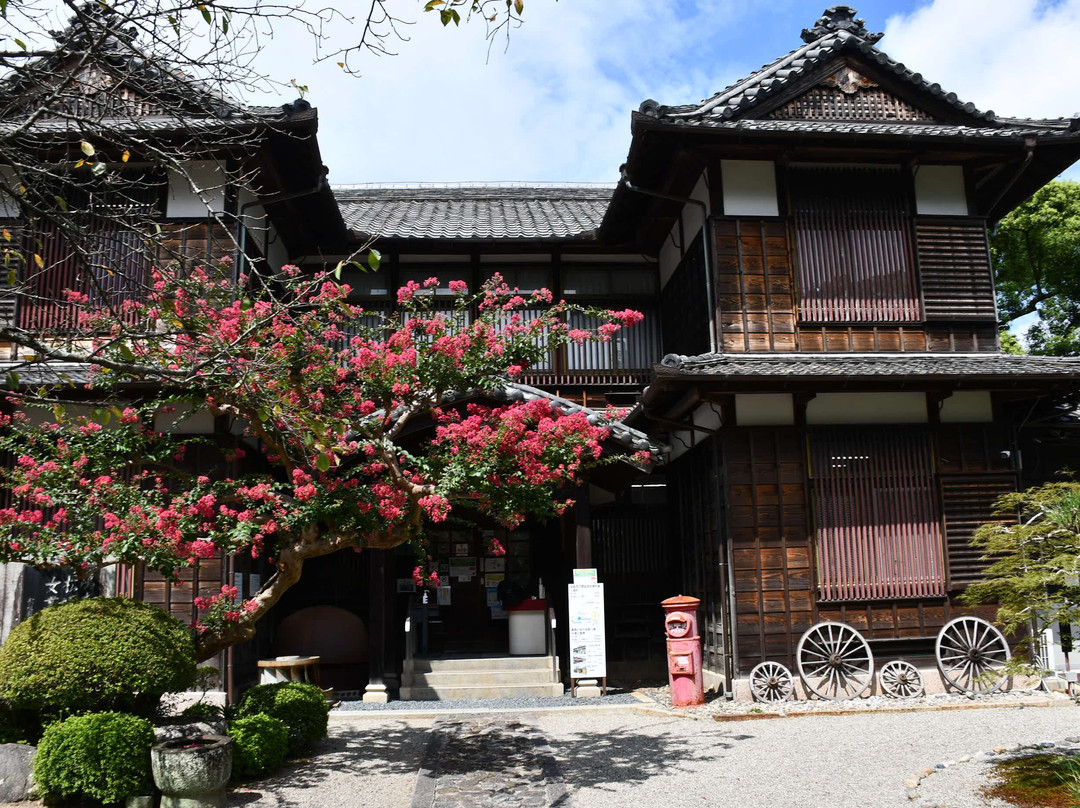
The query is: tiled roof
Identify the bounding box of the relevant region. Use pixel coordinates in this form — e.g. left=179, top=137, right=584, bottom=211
left=637, top=7, right=1078, bottom=133
left=656, top=353, right=1080, bottom=379
left=333, top=184, right=613, bottom=240
left=649, top=119, right=1078, bottom=139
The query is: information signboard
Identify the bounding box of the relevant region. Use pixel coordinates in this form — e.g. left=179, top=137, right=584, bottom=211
left=568, top=580, right=606, bottom=679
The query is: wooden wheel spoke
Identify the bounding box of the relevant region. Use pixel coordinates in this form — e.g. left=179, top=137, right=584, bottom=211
left=936, top=617, right=1010, bottom=695
left=797, top=622, right=874, bottom=701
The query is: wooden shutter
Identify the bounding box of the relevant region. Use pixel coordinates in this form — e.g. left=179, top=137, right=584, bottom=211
left=939, top=473, right=1015, bottom=588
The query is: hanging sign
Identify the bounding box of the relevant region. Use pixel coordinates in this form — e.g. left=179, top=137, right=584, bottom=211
left=568, top=579, right=606, bottom=679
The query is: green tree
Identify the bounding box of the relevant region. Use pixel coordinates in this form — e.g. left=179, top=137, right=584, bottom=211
left=992, top=180, right=1080, bottom=355
left=960, top=481, right=1080, bottom=663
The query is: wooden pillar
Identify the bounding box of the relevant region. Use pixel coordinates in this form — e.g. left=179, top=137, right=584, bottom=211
left=574, top=486, right=592, bottom=569
left=362, top=549, right=390, bottom=703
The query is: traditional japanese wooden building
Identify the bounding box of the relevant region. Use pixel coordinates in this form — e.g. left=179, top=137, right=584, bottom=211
left=5, top=4, right=1080, bottom=701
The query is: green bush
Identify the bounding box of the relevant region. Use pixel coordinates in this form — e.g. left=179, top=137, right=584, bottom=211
left=237, top=682, right=329, bottom=755
left=229, top=714, right=289, bottom=778
left=0, top=597, right=196, bottom=719
left=33, top=712, right=154, bottom=805
left=180, top=701, right=224, bottom=719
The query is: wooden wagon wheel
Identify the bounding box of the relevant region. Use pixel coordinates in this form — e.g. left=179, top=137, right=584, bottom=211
left=935, top=616, right=1010, bottom=694
left=878, top=660, right=924, bottom=699
left=749, top=661, right=795, bottom=703
left=796, top=622, right=874, bottom=700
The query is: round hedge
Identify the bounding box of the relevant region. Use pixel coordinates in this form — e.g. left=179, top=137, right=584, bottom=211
left=0, top=597, right=196, bottom=717
left=230, top=714, right=289, bottom=778
left=33, top=711, right=155, bottom=804
left=237, top=682, right=329, bottom=756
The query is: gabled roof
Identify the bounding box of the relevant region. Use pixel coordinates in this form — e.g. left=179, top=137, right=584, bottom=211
left=334, top=184, right=612, bottom=241
left=635, top=6, right=1071, bottom=133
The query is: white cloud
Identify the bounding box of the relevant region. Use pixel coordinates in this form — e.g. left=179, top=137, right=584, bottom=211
left=882, top=0, right=1080, bottom=120
left=247, top=0, right=748, bottom=183
left=238, top=0, right=1080, bottom=184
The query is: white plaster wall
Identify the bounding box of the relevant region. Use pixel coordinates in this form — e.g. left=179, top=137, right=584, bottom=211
left=806, top=392, right=927, bottom=424
left=668, top=402, right=724, bottom=462
left=658, top=232, right=681, bottom=289
left=939, top=390, right=993, bottom=423
left=735, top=393, right=795, bottom=426
left=914, top=165, right=968, bottom=216
left=166, top=161, right=227, bottom=217
left=721, top=160, right=779, bottom=217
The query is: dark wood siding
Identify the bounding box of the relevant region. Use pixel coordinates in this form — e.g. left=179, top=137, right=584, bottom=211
left=671, top=442, right=730, bottom=676
left=725, top=428, right=813, bottom=676
left=661, top=233, right=711, bottom=357
left=712, top=217, right=1000, bottom=353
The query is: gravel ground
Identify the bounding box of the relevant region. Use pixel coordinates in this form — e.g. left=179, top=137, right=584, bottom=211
left=531, top=701, right=1080, bottom=808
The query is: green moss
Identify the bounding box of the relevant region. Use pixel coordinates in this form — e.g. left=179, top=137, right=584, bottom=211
left=0, top=597, right=196, bottom=720
left=984, top=754, right=1080, bottom=808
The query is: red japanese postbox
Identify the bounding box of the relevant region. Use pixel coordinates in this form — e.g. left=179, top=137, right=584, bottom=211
left=661, top=594, right=704, bottom=707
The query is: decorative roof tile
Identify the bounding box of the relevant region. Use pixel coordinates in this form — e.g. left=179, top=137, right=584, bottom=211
left=333, top=184, right=613, bottom=240
left=656, top=353, right=1080, bottom=379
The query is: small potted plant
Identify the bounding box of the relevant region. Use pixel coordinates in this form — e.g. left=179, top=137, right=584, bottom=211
left=150, top=733, right=233, bottom=808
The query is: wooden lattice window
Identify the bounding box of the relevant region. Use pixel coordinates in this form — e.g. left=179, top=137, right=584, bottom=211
left=810, top=429, right=946, bottom=601
left=789, top=166, right=920, bottom=323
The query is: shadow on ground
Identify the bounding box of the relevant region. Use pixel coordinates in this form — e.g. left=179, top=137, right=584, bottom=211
left=228, top=720, right=430, bottom=805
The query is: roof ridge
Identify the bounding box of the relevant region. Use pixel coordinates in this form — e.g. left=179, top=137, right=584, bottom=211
left=332, top=182, right=615, bottom=191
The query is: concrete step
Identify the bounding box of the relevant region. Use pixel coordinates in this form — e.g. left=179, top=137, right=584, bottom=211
left=407, top=655, right=553, bottom=674
left=401, top=667, right=558, bottom=688
left=399, top=682, right=565, bottom=701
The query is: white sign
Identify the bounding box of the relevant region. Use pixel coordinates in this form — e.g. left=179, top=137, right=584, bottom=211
left=568, top=582, right=606, bottom=679
left=573, top=568, right=598, bottom=584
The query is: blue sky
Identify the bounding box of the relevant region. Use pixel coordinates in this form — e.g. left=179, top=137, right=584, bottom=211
left=247, top=0, right=1080, bottom=185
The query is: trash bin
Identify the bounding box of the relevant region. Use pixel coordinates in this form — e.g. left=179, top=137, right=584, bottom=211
left=508, top=598, right=547, bottom=655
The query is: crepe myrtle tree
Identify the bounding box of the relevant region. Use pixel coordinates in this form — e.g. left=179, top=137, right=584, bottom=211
left=0, top=264, right=647, bottom=659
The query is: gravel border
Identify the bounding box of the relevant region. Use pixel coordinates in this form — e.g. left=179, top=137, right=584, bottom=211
left=910, top=735, right=1080, bottom=808
left=634, top=684, right=1075, bottom=719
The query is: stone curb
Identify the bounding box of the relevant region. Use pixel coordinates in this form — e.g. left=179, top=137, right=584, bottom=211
left=904, top=735, right=1080, bottom=807
left=330, top=702, right=644, bottom=720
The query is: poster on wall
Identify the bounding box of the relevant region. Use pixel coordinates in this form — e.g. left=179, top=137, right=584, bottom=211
left=568, top=579, right=606, bottom=679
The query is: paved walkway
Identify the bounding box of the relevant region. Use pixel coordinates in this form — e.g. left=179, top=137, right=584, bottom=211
left=226, top=700, right=1078, bottom=808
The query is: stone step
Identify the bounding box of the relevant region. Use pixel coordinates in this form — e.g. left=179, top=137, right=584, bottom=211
left=399, top=682, right=565, bottom=701
left=401, top=668, right=558, bottom=688
left=407, top=655, right=554, bottom=674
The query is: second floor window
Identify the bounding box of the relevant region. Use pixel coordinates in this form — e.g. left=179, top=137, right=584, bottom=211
left=789, top=165, right=920, bottom=323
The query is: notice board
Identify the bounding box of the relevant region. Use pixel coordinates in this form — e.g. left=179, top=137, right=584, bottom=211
left=568, top=581, right=606, bottom=679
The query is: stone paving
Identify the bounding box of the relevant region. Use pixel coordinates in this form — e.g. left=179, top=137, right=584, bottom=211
left=411, top=718, right=571, bottom=808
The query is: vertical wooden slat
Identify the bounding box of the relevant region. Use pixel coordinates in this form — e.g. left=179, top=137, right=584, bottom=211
left=811, top=429, right=945, bottom=601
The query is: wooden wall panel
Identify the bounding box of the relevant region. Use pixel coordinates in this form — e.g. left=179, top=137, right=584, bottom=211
left=724, top=428, right=812, bottom=676
left=719, top=424, right=1009, bottom=681
left=712, top=217, right=1000, bottom=354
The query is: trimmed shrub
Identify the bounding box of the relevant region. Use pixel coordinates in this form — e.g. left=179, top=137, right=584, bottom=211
left=0, top=597, right=196, bottom=719
left=180, top=701, right=225, bottom=720
left=33, top=711, right=154, bottom=805
left=237, top=682, right=329, bottom=755
left=229, top=714, right=289, bottom=778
